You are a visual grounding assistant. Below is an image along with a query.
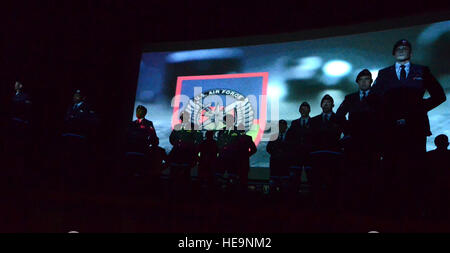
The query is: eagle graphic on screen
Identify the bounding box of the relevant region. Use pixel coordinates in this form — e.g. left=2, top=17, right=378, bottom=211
left=172, top=72, right=268, bottom=146
left=184, top=90, right=254, bottom=131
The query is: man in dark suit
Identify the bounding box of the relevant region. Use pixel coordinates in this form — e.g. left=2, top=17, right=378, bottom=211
left=8, top=81, right=33, bottom=141
left=307, top=95, right=344, bottom=208
left=216, top=115, right=256, bottom=190
left=4, top=81, right=33, bottom=190
left=267, top=120, right=290, bottom=191
left=336, top=69, right=381, bottom=213
left=64, top=89, right=98, bottom=136
left=310, top=94, right=343, bottom=152
left=168, top=111, right=202, bottom=182
left=286, top=102, right=314, bottom=160
left=285, top=102, right=314, bottom=188
left=198, top=130, right=218, bottom=186
left=11, top=81, right=32, bottom=124
left=235, top=123, right=257, bottom=191
left=127, top=105, right=159, bottom=152
left=371, top=39, right=446, bottom=217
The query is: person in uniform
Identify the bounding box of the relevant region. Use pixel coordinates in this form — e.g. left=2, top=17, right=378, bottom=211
left=336, top=69, right=381, bottom=213
left=64, top=89, right=98, bottom=136
left=285, top=102, right=314, bottom=190
left=267, top=120, right=290, bottom=192
left=217, top=114, right=256, bottom=190
left=11, top=81, right=32, bottom=125
left=198, top=130, right=218, bottom=187
left=309, top=95, right=344, bottom=206
left=371, top=39, right=446, bottom=217
left=310, top=94, right=343, bottom=152
left=234, top=122, right=257, bottom=191
left=127, top=105, right=158, bottom=152
left=168, top=111, right=202, bottom=182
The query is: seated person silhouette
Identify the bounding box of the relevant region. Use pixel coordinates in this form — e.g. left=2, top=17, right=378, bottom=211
left=146, top=137, right=168, bottom=193
left=7, top=81, right=33, bottom=154
left=10, top=81, right=32, bottom=127
left=426, top=134, right=450, bottom=217
left=64, top=89, right=98, bottom=137
left=61, top=90, right=100, bottom=188
left=148, top=137, right=168, bottom=176
left=2, top=81, right=33, bottom=190
left=267, top=120, right=290, bottom=192
left=198, top=131, right=218, bottom=186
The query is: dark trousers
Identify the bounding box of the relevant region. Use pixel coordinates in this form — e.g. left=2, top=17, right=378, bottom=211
left=381, top=129, right=427, bottom=217
left=342, top=138, right=380, bottom=214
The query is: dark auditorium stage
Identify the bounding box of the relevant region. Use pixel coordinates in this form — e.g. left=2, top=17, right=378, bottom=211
left=2, top=1, right=450, bottom=235
left=1, top=177, right=450, bottom=233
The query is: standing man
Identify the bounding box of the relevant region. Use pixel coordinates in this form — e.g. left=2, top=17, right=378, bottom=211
left=285, top=102, right=314, bottom=189
left=235, top=123, right=257, bottom=191
left=129, top=105, right=159, bottom=149
left=310, top=94, right=343, bottom=152
left=217, top=115, right=256, bottom=190
left=336, top=69, right=381, bottom=213
left=169, top=111, right=202, bottom=183
left=371, top=39, right=446, bottom=217
left=308, top=95, right=344, bottom=207
left=286, top=102, right=314, bottom=162
left=267, top=120, right=290, bottom=192
left=198, top=131, right=219, bottom=186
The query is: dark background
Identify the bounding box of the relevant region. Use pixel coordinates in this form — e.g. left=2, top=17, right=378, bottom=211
left=2, top=0, right=450, bottom=158
left=2, top=0, right=450, bottom=233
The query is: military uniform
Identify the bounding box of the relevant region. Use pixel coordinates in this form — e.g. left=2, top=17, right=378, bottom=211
left=64, top=101, right=98, bottom=136
left=127, top=118, right=158, bottom=152
left=217, top=129, right=256, bottom=187
left=168, top=123, right=203, bottom=180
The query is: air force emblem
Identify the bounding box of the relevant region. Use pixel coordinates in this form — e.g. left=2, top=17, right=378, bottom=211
left=171, top=72, right=268, bottom=146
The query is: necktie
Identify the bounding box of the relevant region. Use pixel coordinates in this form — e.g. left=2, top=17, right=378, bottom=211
left=400, top=65, right=406, bottom=81
left=301, top=118, right=305, bottom=127
left=362, top=91, right=367, bottom=101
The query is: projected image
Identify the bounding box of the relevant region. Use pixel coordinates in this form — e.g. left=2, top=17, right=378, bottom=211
left=134, top=20, right=450, bottom=170
left=171, top=73, right=268, bottom=146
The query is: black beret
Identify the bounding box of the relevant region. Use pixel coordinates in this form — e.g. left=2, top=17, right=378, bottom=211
left=356, top=69, right=372, bottom=83
left=392, top=39, right=412, bottom=55
left=299, top=102, right=310, bottom=111
left=320, top=94, right=334, bottom=105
